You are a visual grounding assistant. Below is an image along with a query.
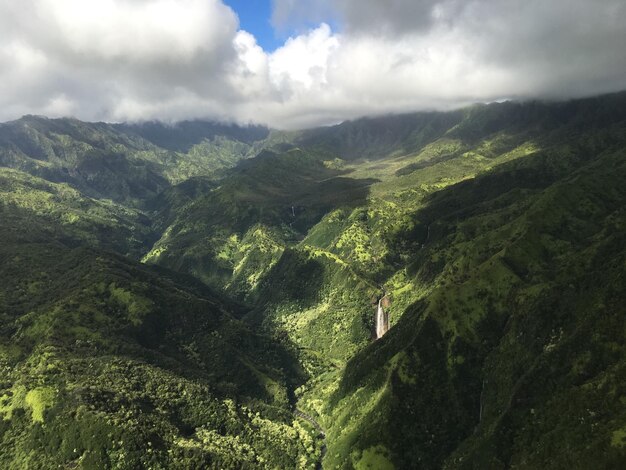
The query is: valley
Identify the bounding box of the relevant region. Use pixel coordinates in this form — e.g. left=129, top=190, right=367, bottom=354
left=1, top=92, right=626, bottom=468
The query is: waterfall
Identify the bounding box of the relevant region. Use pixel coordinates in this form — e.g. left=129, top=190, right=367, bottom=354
left=376, top=299, right=388, bottom=339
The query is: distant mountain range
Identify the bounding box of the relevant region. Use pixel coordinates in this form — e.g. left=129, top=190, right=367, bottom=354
left=1, top=91, right=625, bottom=468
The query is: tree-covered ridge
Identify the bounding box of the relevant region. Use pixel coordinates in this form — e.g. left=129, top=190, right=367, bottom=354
left=0, top=92, right=625, bottom=468
left=320, top=139, right=626, bottom=470
left=142, top=148, right=376, bottom=295
left=0, top=211, right=321, bottom=468
left=0, top=115, right=268, bottom=206
left=287, top=95, right=626, bottom=468
left=0, top=168, right=154, bottom=257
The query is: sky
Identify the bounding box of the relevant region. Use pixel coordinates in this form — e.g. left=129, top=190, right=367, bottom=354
left=223, top=0, right=279, bottom=51
left=1, top=0, right=626, bottom=129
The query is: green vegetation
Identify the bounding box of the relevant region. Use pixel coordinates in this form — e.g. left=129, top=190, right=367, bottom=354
left=1, top=92, right=626, bottom=468
left=0, top=167, right=154, bottom=257
left=0, top=116, right=266, bottom=207
left=0, top=215, right=317, bottom=468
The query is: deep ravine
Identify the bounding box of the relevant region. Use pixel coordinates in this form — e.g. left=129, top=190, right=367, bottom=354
left=294, top=408, right=327, bottom=469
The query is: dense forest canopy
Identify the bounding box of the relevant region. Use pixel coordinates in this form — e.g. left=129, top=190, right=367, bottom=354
left=1, top=92, right=625, bottom=468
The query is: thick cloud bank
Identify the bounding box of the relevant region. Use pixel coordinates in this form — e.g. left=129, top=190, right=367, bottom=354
left=1, top=0, right=625, bottom=129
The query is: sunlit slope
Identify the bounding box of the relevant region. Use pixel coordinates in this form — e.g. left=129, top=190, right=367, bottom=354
left=317, top=124, right=626, bottom=468
left=1, top=92, right=626, bottom=469
left=140, top=100, right=626, bottom=468
left=143, top=148, right=376, bottom=295
left=0, top=204, right=321, bottom=468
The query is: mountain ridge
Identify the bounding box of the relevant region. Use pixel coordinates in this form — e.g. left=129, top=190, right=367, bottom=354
left=1, top=91, right=626, bottom=468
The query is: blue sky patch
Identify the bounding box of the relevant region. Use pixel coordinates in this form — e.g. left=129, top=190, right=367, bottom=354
left=224, top=0, right=281, bottom=51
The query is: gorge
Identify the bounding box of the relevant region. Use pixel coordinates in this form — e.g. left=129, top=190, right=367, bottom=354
left=0, top=92, right=625, bottom=468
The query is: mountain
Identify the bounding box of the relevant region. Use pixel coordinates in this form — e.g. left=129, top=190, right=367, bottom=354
left=0, top=177, right=319, bottom=468
left=115, top=120, right=269, bottom=153
left=1, top=92, right=625, bottom=468
left=0, top=116, right=269, bottom=206
left=323, top=123, right=626, bottom=469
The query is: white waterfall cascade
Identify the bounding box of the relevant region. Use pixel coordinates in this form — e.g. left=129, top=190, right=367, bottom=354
left=376, top=298, right=389, bottom=339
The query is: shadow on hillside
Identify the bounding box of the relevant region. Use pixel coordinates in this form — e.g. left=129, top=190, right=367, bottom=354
left=197, top=148, right=380, bottom=235
left=249, top=248, right=327, bottom=312
left=390, top=147, right=561, bottom=263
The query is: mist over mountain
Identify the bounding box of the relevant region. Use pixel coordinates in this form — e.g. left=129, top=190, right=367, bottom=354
left=1, top=91, right=625, bottom=468
left=2, top=1, right=626, bottom=128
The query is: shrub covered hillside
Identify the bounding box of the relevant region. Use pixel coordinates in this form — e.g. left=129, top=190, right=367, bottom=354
left=0, top=184, right=318, bottom=467
left=0, top=92, right=626, bottom=469
left=0, top=116, right=268, bottom=206
left=321, top=126, right=626, bottom=469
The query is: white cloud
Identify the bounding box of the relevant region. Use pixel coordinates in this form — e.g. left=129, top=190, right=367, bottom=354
left=229, top=31, right=271, bottom=100
left=0, top=0, right=626, bottom=129
left=269, top=24, right=339, bottom=91
left=0, top=0, right=242, bottom=122
left=34, top=0, right=238, bottom=62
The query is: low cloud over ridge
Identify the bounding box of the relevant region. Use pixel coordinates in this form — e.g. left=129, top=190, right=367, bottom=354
left=1, top=0, right=625, bottom=129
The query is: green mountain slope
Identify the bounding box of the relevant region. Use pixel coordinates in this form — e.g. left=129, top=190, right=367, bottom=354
left=0, top=116, right=267, bottom=206
left=0, top=167, right=154, bottom=257
left=0, top=204, right=321, bottom=468
left=134, top=93, right=626, bottom=469
left=116, top=120, right=269, bottom=152
left=1, top=92, right=625, bottom=469
left=322, top=142, right=626, bottom=470
left=276, top=94, right=626, bottom=469
left=143, top=148, right=376, bottom=297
